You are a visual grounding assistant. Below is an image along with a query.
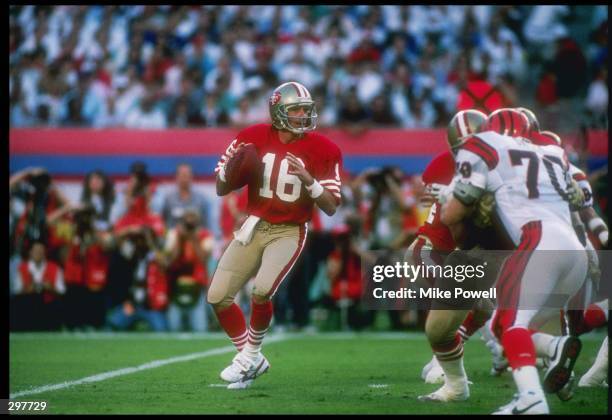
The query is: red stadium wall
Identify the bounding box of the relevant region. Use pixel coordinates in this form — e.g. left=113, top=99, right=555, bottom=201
left=10, top=128, right=608, bottom=178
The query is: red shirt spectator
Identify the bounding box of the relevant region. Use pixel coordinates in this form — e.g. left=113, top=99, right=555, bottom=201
left=64, top=240, right=109, bottom=291
left=14, top=242, right=66, bottom=304
left=457, top=79, right=506, bottom=114
left=165, top=225, right=214, bottom=287
left=536, top=71, right=558, bottom=106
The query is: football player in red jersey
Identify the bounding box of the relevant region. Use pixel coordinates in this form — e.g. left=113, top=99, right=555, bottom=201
left=209, top=81, right=342, bottom=389
left=406, top=109, right=498, bottom=398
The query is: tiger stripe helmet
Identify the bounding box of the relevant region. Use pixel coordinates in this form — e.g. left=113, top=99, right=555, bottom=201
left=516, top=107, right=541, bottom=133
left=269, top=81, right=318, bottom=135
left=447, top=109, right=488, bottom=151
left=485, top=108, right=530, bottom=138
left=539, top=130, right=562, bottom=146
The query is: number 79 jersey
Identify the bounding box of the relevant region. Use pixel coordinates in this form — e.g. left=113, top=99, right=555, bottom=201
left=216, top=124, right=343, bottom=224
left=454, top=131, right=572, bottom=245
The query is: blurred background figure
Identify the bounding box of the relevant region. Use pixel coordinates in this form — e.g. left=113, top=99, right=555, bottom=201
left=105, top=161, right=168, bottom=332
left=10, top=167, right=70, bottom=264
left=11, top=241, right=66, bottom=331
left=160, top=163, right=211, bottom=231
left=164, top=208, right=214, bottom=332
left=319, top=217, right=376, bottom=331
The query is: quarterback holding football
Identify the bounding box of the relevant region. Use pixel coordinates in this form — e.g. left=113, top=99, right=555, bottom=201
left=210, top=81, right=343, bottom=389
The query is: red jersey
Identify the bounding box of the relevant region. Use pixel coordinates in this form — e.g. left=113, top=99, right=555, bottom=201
left=216, top=124, right=343, bottom=225
left=417, top=152, right=457, bottom=252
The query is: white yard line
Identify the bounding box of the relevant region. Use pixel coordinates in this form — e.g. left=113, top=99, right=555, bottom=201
left=10, top=334, right=289, bottom=399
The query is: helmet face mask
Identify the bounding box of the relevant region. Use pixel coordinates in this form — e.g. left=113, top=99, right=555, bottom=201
left=270, top=82, right=318, bottom=135
left=447, top=109, right=488, bottom=153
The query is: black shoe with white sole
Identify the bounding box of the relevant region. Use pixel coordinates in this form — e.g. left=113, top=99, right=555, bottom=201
left=543, top=336, right=582, bottom=394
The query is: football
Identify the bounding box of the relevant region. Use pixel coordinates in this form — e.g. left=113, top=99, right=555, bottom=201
left=224, top=143, right=260, bottom=190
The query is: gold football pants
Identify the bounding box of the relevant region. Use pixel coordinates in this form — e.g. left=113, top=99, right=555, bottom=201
left=207, top=220, right=307, bottom=308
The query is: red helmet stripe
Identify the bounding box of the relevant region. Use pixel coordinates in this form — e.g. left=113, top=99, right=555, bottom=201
left=291, top=82, right=302, bottom=98
left=290, top=82, right=303, bottom=97
left=509, top=111, right=517, bottom=136
left=455, top=112, right=464, bottom=137
left=462, top=112, right=472, bottom=135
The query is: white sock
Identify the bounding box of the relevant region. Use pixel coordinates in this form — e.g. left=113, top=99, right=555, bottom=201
left=439, top=357, right=468, bottom=388
left=531, top=333, right=557, bottom=358
left=242, top=327, right=268, bottom=360
left=512, top=365, right=543, bottom=395
left=582, top=336, right=608, bottom=383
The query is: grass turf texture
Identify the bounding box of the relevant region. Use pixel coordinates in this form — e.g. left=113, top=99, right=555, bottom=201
left=10, top=331, right=608, bottom=414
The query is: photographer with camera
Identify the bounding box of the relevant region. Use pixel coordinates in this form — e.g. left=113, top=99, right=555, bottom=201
left=105, top=162, right=168, bottom=332
left=319, top=214, right=377, bottom=331
left=56, top=202, right=111, bottom=330
left=11, top=241, right=66, bottom=331
left=10, top=167, right=70, bottom=272
left=164, top=208, right=214, bottom=332
left=353, top=166, right=414, bottom=250
left=351, top=166, right=417, bottom=330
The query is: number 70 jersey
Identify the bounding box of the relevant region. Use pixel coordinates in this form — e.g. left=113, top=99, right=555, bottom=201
left=454, top=131, right=572, bottom=245
left=216, top=123, right=343, bottom=224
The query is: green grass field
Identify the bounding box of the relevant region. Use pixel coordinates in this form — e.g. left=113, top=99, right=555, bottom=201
left=9, top=331, right=608, bottom=414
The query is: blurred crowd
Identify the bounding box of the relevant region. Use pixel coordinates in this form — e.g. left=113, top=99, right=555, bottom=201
left=8, top=156, right=608, bottom=332
left=9, top=160, right=452, bottom=332
left=9, top=5, right=608, bottom=131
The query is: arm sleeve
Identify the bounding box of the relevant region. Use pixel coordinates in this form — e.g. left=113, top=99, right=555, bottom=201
left=451, top=149, right=488, bottom=206
left=317, top=148, right=343, bottom=204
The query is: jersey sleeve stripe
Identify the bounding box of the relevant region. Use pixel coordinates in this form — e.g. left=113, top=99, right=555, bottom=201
left=323, top=185, right=341, bottom=192
left=320, top=179, right=341, bottom=185
left=572, top=172, right=587, bottom=182
left=461, top=137, right=499, bottom=169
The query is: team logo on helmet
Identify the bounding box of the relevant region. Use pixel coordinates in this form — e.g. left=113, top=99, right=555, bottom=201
left=269, top=91, right=281, bottom=106
left=269, top=81, right=318, bottom=135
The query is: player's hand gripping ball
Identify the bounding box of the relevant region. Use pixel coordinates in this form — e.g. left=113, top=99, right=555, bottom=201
left=225, top=143, right=260, bottom=190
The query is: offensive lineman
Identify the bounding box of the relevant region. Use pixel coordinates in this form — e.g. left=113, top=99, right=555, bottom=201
left=408, top=109, right=498, bottom=390
left=210, top=81, right=342, bottom=389
left=440, top=108, right=588, bottom=414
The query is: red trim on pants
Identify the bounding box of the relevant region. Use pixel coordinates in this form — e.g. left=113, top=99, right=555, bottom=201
left=491, top=221, right=542, bottom=339
left=266, top=224, right=307, bottom=298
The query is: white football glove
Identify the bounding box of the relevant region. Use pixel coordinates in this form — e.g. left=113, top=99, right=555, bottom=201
left=421, top=183, right=445, bottom=206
